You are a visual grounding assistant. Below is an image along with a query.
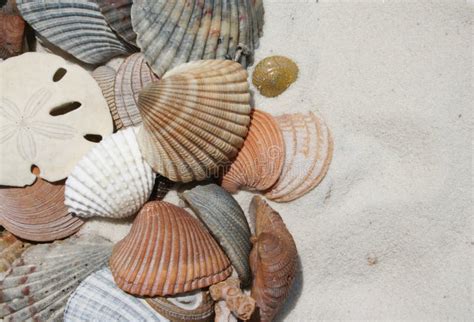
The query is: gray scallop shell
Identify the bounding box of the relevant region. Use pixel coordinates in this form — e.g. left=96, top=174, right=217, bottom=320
left=95, top=0, right=137, bottom=46
left=181, top=183, right=252, bottom=285
left=0, top=234, right=112, bottom=322
left=16, top=0, right=133, bottom=65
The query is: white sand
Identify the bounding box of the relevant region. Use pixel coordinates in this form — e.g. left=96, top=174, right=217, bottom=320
left=82, top=1, right=472, bottom=320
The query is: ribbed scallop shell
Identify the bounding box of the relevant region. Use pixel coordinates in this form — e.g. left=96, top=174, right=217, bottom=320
left=0, top=178, right=84, bottom=242
left=114, top=53, right=159, bottom=127
left=109, top=201, right=233, bottom=296
left=0, top=12, right=25, bottom=59
left=252, top=56, right=299, bottom=98
left=16, top=0, right=133, bottom=64
left=96, top=0, right=137, bottom=46
left=92, top=66, right=123, bottom=130
left=0, top=232, right=30, bottom=279
left=137, top=59, right=251, bottom=182
left=0, top=234, right=112, bottom=322
left=265, top=112, right=333, bottom=202
left=221, top=110, right=284, bottom=193
left=249, top=196, right=298, bottom=322
left=181, top=184, right=252, bottom=285
left=65, top=127, right=155, bottom=219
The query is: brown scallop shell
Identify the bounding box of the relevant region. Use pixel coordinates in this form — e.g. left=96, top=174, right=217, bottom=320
left=0, top=11, right=25, bottom=59
left=221, top=109, right=284, bottom=193
left=109, top=201, right=233, bottom=296
left=92, top=66, right=123, bottom=130
left=249, top=196, right=298, bottom=322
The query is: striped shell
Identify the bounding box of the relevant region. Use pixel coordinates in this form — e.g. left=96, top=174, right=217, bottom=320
left=114, top=53, right=159, bottom=127
left=0, top=11, right=25, bottom=59
left=0, top=234, right=113, bottom=322
left=221, top=110, right=284, bottom=193
left=252, top=56, right=299, bottom=97
left=0, top=232, right=30, bottom=279
left=16, top=0, right=132, bottom=64
left=109, top=201, right=233, bottom=296
left=92, top=66, right=123, bottom=130
left=96, top=0, right=137, bottom=46
left=137, top=59, right=251, bottom=182
left=0, top=178, right=84, bottom=242
left=131, top=0, right=264, bottom=77
left=265, top=112, right=333, bottom=202
left=249, top=196, right=298, bottom=322
left=181, top=184, right=252, bottom=285
left=65, top=127, right=155, bottom=219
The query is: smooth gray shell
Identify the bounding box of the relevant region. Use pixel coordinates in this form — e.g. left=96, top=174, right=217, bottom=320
left=181, top=183, right=252, bottom=285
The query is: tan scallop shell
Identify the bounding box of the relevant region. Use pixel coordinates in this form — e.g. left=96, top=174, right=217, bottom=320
left=109, top=201, right=233, bottom=296
left=249, top=196, right=298, bottom=322
left=221, top=109, right=284, bottom=193
left=252, top=56, right=299, bottom=97
left=265, top=111, right=333, bottom=202
left=137, top=59, right=251, bottom=182
left=92, top=66, right=123, bottom=130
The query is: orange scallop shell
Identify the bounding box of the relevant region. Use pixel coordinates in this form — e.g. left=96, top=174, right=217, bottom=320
left=109, top=201, right=233, bottom=296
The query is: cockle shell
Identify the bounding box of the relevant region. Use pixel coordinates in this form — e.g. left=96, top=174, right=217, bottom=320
left=95, top=0, right=137, bottom=46
left=265, top=112, right=333, bottom=202
left=249, top=196, right=298, bottom=322
left=221, top=110, right=285, bottom=193
left=65, top=127, right=155, bottom=219
left=109, top=201, right=233, bottom=296
left=114, top=53, right=159, bottom=127
left=252, top=56, right=299, bottom=97
left=137, top=59, right=251, bottom=182
left=0, top=53, right=113, bottom=187
left=92, top=66, right=123, bottom=130
left=0, top=177, right=84, bottom=242
left=16, top=0, right=133, bottom=64
left=181, top=184, right=252, bottom=285
left=0, top=232, right=30, bottom=278
left=0, top=234, right=113, bottom=322
left=209, top=277, right=256, bottom=321
left=0, top=11, right=25, bottom=59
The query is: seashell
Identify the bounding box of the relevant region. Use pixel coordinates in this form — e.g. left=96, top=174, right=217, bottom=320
left=65, top=127, right=155, bottom=219
left=214, top=300, right=237, bottom=322
left=265, top=112, right=333, bottom=202
left=0, top=53, right=113, bottom=187
left=249, top=196, right=298, bottom=322
left=0, top=232, right=30, bottom=278
left=109, top=201, right=233, bottom=296
left=95, top=0, right=137, bottom=46
left=0, top=11, right=25, bottom=59
left=149, top=174, right=175, bottom=201
left=0, top=177, right=84, bottom=242
left=16, top=0, right=133, bottom=64
left=0, top=234, right=113, bottom=321
left=221, top=110, right=284, bottom=193
left=252, top=56, right=299, bottom=97
left=92, top=66, right=123, bottom=130
left=181, top=184, right=252, bottom=285
left=114, top=53, right=159, bottom=127
left=209, top=277, right=256, bottom=321
left=137, top=59, right=251, bottom=182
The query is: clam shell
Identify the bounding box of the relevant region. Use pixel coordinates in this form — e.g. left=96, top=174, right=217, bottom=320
left=0, top=234, right=113, bottom=322
left=0, top=12, right=25, bottom=59
left=65, top=127, right=155, bottom=219
left=265, top=112, right=333, bottom=202
left=92, top=66, right=123, bottom=130
left=137, top=59, right=251, bottom=182
left=114, top=53, right=159, bottom=127
left=0, top=232, right=30, bottom=279
left=109, top=201, right=233, bottom=296
left=96, top=0, right=137, bottom=46
left=249, top=196, right=298, bottom=322
left=221, top=110, right=284, bottom=193
left=16, top=0, right=132, bottom=64
left=0, top=178, right=84, bottom=242
left=252, top=56, right=299, bottom=97
left=181, top=184, right=252, bottom=285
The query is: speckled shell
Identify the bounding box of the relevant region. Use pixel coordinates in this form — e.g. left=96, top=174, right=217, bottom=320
left=0, top=232, right=30, bottom=279
left=96, top=0, right=137, bottom=46
left=16, top=0, right=133, bottom=64
left=65, top=267, right=166, bottom=321
left=0, top=178, right=84, bottom=242
left=265, top=112, right=333, bottom=202
left=181, top=184, right=252, bottom=285
left=114, top=53, right=159, bottom=127
left=249, top=196, right=298, bottom=322
left=0, top=234, right=112, bottom=322
left=252, top=56, right=299, bottom=97
left=92, top=66, right=123, bottom=130
left=137, top=59, right=251, bottom=182
left=221, top=110, right=284, bottom=193
left=65, top=127, right=155, bottom=219
left=0, top=11, right=25, bottom=59
left=109, top=201, right=233, bottom=296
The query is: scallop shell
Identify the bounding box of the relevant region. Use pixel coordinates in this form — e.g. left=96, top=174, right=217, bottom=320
left=137, top=59, right=251, bottom=182
left=92, top=66, right=123, bottom=130
left=96, top=0, right=137, bottom=46
left=114, top=53, right=159, bottom=127
left=0, top=232, right=30, bottom=278
left=16, top=0, right=133, bottom=64
left=252, top=56, right=299, bottom=97
left=265, top=112, right=333, bottom=202
left=181, top=184, right=252, bottom=285
left=0, top=12, right=25, bottom=59
left=109, top=201, right=233, bottom=296
left=0, top=178, right=84, bottom=242
left=221, top=110, right=284, bottom=193
left=249, top=196, right=298, bottom=322
left=0, top=234, right=113, bottom=322
left=65, top=127, right=155, bottom=219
